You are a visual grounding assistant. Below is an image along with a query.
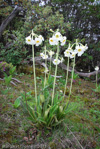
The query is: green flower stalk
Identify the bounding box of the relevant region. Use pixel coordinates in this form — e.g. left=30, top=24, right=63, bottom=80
left=95, top=66, right=99, bottom=89
left=52, top=43, right=60, bottom=104
left=31, top=30, right=38, bottom=104
left=32, top=43, right=37, bottom=104
left=48, top=50, right=54, bottom=76
left=68, top=54, right=76, bottom=100
left=63, top=56, right=69, bottom=99
left=44, top=46, right=48, bottom=88
left=96, top=71, right=98, bottom=89
left=50, top=56, right=52, bottom=73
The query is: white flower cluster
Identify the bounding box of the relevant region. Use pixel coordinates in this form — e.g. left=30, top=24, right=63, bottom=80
left=26, top=34, right=44, bottom=46
left=40, top=53, right=48, bottom=59
left=95, top=66, right=99, bottom=71
left=53, top=57, right=64, bottom=65
left=40, top=50, right=55, bottom=60
left=64, top=43, right=88, bottom=58
left=49, top=31, right=66, bottom=46
left=40, top=50, right=64, bottom=65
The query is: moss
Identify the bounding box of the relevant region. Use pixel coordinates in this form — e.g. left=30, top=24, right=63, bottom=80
left=35, top=67, right=45, bottom=77
left=68, top=115, right=81, bottom=123
left=17, top=65, right=45, bottom=76
left=82, top=97, right=90, bottom=103
left=17, top=65, right=33, bottom=74
left=49, top=142, right=57, bottom=149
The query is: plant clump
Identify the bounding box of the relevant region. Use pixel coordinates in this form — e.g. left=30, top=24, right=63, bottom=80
left=0, top=61, right=16, bottom=78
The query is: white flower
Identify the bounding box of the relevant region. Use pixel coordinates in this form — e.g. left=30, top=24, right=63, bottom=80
left=44, top=68, right=49, bottom=73
left=82, top=44, right=88, bottom=51
left=54, top=32, right=62, bottom=41
left=59, top=90, right=63, bottom=93
left=60, top=57, right=64, bottom=63
left=49, top=37, right=58, bottom=45
left=53, top=59, right=61, bottom=65
left=35, top=37, right=42, bottom=46
left=48, top=50, right=55, bottom=57
left=64, top=50, right=70, bottom=57
left=40, top=53, right=48, bottom=59
left=67, top=44, right=73, bottom=53
left=60, top=36, right=66, bottom=46
left=70, top=52, right=76, bottom=59
left=42, top=54, right=48, bottom=59
left=38, top=35, right=44, bottom=41
left=75, top=45, right=84, bottom=56
left=25, top=36, right=35, bottom=45
left=40, top=53, right=44, bottom=58
left=95, top=66, right=99, bottom=71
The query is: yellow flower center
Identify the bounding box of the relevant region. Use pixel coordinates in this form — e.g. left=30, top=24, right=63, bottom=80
left=66, top=51, right=69, bottom=54
left=36, top=40, right=40, bottom=43
left=78, top=49, right=82, bottom=52
left=28, top=39, right=31, bottom=42
left=50, top=39, right=53, bottom=42
left=56, top=35, right=59, bottom=38
left=62, top=40, right=65, bottom=42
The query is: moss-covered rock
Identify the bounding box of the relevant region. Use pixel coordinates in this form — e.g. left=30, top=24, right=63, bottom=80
left=17, top=64, right=45, bottom=76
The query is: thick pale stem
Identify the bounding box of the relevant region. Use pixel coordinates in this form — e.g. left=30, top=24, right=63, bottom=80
left=68, top=55, right=76, bottom=100
left=32, top=44, right=37, bottom=103
left=48, top=57, right=52, bottom=78
left=50, top=57, right=52, bottom=72
left=52, top=43, right=59, bottom=104
left=44, top=46, right=47, bottom=88
left=63, top=57, right=69, bottom=99
left=96, top=71, right=98, bottom=89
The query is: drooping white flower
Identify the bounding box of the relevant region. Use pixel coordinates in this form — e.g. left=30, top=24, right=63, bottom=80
left=54, top=32, right=62, bottom=41
left=25, top=36, right=35, bottom=45
left=75, top=45, right=84, bottom=56
left=82, top=44, right=88, bottom=51
left=53, top=59, right=61, bottom=65
left=40, top=53, right=44, bottom=58
left=35, top=37, right=42, bottom=46
left=44, top=68, right=49, bottom=73
left=64, top=50, right=70, bottom=57
left=38, top=35, right=44, bottom=41
left=48, top=50, right=55, bottom=57
left=60, top=36, right=67, bottom=46
left=67, top=44, right=73, bottom=53
left=60, top=57, right=64, bottom=63
left=42, top=54, right=48, bottom=59
left=49, top=37, right=58, bottom=45
left=95, top=66, right=99, bottom=71
left=70, top=52, right=76, bottom=59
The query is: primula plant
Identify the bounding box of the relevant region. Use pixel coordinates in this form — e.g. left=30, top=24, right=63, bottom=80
left=25, top=30, right=44, bottom=105
left=49, top=29, right=66, bottom=104
left=92, top=66, right=100, bottom=93
left=15, top=29, right=88, bottom=129
left=63, top=41, right=88, bottom=100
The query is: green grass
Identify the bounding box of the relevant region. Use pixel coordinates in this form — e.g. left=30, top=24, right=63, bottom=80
left=0, top=65, right=100, bottom=148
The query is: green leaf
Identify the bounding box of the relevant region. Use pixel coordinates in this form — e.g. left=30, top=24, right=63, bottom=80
left=13, top=97, right=21, bottom=108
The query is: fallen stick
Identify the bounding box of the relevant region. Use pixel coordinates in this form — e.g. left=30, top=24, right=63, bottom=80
left=31, top=56, right=100, bottom=78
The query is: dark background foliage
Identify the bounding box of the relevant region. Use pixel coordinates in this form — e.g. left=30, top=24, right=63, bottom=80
left=0, top=0, right=100, bottom=71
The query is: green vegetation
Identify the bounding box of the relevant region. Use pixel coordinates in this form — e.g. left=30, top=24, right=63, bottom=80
left=0, top=0, right=100, bottom=148
left=0, top=65, right=100, bottom=148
